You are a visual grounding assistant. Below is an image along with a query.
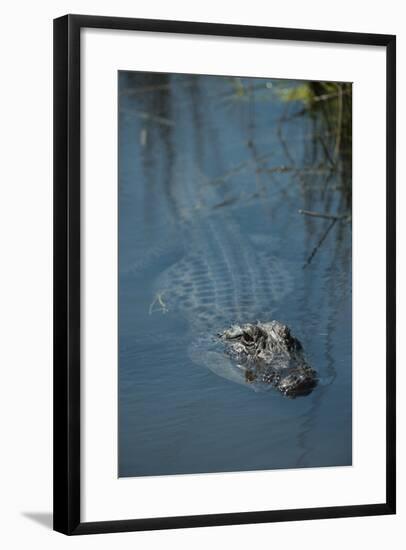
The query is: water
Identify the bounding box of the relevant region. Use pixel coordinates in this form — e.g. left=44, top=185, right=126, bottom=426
left=118, top=72, right=352, bottom=477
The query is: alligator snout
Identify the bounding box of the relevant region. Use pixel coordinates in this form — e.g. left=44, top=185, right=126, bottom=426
left=278, top=368, right=318, bottom=397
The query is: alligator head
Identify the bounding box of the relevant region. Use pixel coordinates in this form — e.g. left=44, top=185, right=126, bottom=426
left=218, top=321, right=318, bottom=398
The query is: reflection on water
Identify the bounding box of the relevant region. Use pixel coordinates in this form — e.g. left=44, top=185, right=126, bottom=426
left=118, top=72, right=352, bottom=477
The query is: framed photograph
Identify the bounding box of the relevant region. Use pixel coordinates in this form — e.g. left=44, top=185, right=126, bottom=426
left=53, top=14, right=396, bottom=535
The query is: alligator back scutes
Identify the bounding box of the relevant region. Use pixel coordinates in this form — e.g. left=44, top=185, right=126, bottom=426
left=153, top=215, right=293, bottom=332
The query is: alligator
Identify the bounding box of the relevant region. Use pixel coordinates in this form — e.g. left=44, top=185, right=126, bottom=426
left=151, top=157, right=318, bottom=398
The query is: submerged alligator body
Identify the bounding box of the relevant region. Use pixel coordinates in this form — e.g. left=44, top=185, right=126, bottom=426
left=151, top=158, right=318, bottom=398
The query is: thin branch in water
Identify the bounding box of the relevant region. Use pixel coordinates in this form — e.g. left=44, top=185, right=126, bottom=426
left=303, top=218, right=337, bottom=268
left=149, top=293, right=169, bottom=315
left=300, top=208, right=351, bottom=267
left=260, top=165, right=334, bottom=177
left=276, top=102, right=297, bottom=167
left=311, top=88, right=351, bottom=103
left=298, top=209, right=349, bottom=221
left=120, top=83, right=171, bottom=96
left=211, top=153, right=273, bottom=186
left=317, top=133, right=336, bottom=168
left=119, top=108, right=174, bottom=127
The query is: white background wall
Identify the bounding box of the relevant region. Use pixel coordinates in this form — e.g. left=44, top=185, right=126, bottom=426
left=0, top=1, right=403, bottom=548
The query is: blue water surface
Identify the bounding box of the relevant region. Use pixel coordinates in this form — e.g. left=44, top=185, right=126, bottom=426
left=118, top=72, right=352, bottom=477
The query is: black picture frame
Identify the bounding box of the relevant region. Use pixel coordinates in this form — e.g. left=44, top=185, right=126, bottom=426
left=53, top=14, right=396, bottom=535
